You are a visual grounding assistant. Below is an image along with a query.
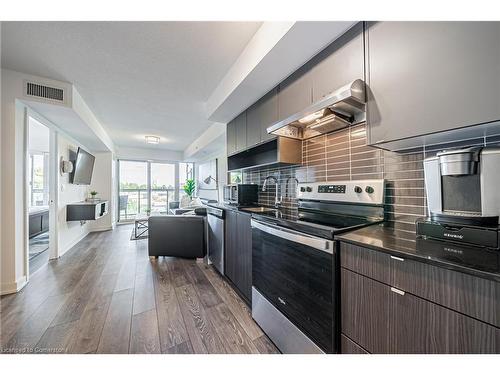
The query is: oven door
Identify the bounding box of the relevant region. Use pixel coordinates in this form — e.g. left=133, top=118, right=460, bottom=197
left=251, top=219, right=336, bottom=353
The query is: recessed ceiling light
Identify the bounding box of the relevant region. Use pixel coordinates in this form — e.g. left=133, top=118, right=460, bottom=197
left=145, top=135, right=160, bottom=144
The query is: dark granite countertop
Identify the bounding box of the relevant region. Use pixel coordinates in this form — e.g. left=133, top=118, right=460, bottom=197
left=337, top=223, right=500, bottom=282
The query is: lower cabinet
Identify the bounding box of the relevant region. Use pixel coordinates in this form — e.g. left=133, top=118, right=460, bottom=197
left=341, top=244, right=500, bottom=354
left=341, top=268, right=390, bottom=353
left=340, top=334, right=368, bottom=354
left=225, top=210, right=252, bottom=302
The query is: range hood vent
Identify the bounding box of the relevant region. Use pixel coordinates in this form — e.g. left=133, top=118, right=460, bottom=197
left=267, top=79, right=366, bottom=140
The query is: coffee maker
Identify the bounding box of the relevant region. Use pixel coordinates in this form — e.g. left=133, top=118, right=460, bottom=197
left=417, top=147, right=500, bottom=249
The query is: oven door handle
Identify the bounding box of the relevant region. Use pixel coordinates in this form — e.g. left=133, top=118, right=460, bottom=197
left=251, top=219, right=334, bottom=254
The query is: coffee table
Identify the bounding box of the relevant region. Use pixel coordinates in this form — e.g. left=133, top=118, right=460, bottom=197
left=133, top=213, right=168, bottom=239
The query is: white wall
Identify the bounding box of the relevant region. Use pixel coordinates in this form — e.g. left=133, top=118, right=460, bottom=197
left=1, top=70, right=30, bottom=293
left=89, top=151, right=115, bottom=232
left=56, top=135, right=91, bottom=257
left=196, top=151, right=227, bottom=203
left=1, top=68, right=115, bottom=294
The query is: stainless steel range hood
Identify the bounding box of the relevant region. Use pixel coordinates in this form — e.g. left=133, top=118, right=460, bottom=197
left=267, top=79, right=366, bottom=140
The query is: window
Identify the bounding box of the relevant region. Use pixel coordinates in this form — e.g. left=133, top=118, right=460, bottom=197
left=179, top=162, right=194, bottom=197
left=118, top=160, right=180, bottom=221
left=29, top=152, right=49, bottom=207
left=228, top=170, right=242, bottom=184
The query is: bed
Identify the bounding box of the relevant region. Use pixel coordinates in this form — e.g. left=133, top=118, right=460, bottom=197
left=29, top=206, right=49, bottom=239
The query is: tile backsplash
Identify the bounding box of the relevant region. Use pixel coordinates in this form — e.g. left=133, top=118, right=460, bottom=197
left=242, top=123, right=500, bottom=234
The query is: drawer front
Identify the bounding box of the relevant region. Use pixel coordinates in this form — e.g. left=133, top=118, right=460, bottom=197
left=391, top=257, right=500, bottom=327
left=340, top=242, right=391, bottom=284
left=390, top=287, right=500, bottom=354
left=341, top=334, right=369, bottom=354
left=341, top=268, right=390, bottom=353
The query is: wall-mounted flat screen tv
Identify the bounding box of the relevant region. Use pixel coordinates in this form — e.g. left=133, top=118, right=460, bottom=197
left=72, top=147, right=95, bottom=185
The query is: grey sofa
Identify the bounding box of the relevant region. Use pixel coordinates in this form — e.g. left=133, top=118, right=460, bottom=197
left=148, top=215, right=206, bottom=258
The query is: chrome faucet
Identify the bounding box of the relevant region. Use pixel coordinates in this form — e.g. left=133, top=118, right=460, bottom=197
left=262, top=175, right=281, bottom=208
left=285, top=177, right=299, bottom=198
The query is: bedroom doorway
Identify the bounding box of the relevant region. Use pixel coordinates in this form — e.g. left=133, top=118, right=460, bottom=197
left=27, top=116, right=52, bottom=274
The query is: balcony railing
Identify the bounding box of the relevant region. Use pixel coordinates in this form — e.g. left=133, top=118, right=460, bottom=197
left=119, top=188, right=175, bottom=221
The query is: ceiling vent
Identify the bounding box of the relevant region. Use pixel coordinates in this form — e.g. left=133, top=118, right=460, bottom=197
left=25, top=81, right=65, bottom=103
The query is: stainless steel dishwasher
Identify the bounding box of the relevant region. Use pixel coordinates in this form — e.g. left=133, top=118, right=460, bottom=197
left=207, top=206, right=225, bottom=275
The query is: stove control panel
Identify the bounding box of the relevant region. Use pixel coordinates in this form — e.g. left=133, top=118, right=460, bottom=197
left=318, top=184, right=346, bottom=194
left=297, top=179, right=385, bottom=204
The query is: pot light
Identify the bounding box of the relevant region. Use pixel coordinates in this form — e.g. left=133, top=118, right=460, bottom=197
left=145, top=135, right=160, bottom=144
left=298, top=109, right=326, bottom=124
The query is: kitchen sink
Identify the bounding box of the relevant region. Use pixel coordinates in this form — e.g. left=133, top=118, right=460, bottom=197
left=241, top=206, right=279, bottom=214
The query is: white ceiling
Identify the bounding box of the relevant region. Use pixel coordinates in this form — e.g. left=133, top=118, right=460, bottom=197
left=1, top=21, right=262, bottom=151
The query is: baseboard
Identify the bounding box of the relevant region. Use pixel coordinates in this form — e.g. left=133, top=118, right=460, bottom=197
left=90, top=225, right=114, bottom=232
left=58, top=231, right=90, bottom=257
left=1, top=275, right=28, bottom=295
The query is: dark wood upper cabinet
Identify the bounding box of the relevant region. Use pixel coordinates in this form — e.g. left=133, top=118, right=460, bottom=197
left=235, top=112, right=247, bottom=153
left=259, top=88, right=279, bottom=143
left=311, top=22, right=365, bottom=102
left=246, top=102, right=262, bottom=147
left=366, top=21, right=500, bottom=146
left=226, top=120, right=237, bottom=155
left=278, top=64, right=313, bottom=122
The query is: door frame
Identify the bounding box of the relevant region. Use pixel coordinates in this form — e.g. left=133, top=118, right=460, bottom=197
left=24, top=108, right=59, bottom=278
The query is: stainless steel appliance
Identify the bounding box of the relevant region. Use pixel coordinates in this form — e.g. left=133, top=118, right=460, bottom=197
left=251, top=179, right=385, bottom=353
left=266, top=80, right=366, bottom=140
left=222, top=184, right=258, bottom=206
left=207, top=206, right=225, bottom=275
left=418, top=147, right=500, bottom=249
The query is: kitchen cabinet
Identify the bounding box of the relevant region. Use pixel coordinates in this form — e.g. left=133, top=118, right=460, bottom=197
left=341, top=268, right=391, bottom=353
left=311, top=22, right=365, bottom=102
left=246, top=102, right=261, bottom=147
left=278, top=64, right=313, bottom=122
left=390, top=286, right=499, bottom=354
left=226, top=119, right=237, bottom=155
left=340, top=334, right=368, bottom=354
left=259, top=88, right=279, bottom=143
left=225, top=210, right=252, bottom=302
left=247, top=87, right=279, bottom=147
left=340, top=242, right=500, bottom=353
left=365, top=21, right=500, bottom=147
left=235, top=112, right=247, bottom=153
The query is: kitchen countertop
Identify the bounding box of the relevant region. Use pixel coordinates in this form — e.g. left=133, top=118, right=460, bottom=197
left=337, top=223, right=500, bottom=282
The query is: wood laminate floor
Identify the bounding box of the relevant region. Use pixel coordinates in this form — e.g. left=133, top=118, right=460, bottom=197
left=0, top=225, right=279, bottom=354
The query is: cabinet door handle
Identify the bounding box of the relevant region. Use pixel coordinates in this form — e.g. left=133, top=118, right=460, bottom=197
left=390, top=287, right=405, bottom=296
left=390, top=255, right=404, bottom=262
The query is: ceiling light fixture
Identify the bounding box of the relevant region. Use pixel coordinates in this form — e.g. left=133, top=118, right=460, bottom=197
left=145, top=135, right=160, bottom=144
left=298, top=109, right=326, bottom=124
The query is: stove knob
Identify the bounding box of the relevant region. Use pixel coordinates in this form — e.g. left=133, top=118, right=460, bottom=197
left=365, top=186, right=374, bottom=194
left=354, top=186, right=363, bottom=194
left=300, top=187, right=306, bottom=192
left=306, top=186, right=312, bottom=192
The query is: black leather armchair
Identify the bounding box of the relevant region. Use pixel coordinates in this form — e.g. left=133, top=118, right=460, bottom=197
left=148, top=215, right=206, bottom=258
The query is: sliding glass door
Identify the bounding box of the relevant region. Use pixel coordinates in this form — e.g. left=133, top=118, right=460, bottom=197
left=118, top=160, right=177, bottom=221
left=118, top=160, right=148, bottom=220
left=150, top=162, right=175, bottom=214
